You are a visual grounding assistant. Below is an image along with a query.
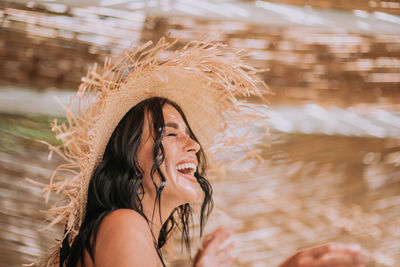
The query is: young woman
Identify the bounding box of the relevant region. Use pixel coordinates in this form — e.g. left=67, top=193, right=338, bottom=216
left=43, top=39, right=258, bottom=267
left=42, top=39, right=367, bottom=267
left=63, top=97, right=233, bottom=267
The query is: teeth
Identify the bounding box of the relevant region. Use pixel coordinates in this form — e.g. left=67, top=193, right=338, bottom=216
left=176, top=163, right=197, bottom=175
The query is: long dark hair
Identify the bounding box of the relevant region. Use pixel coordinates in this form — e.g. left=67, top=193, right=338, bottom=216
left=63, top=97, right=213, bottom=267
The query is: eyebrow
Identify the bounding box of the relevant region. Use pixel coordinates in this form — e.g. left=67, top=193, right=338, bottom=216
left=165, top=122, right=190, bottom=135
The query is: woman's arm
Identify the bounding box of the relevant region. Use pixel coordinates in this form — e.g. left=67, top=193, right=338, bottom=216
left=93, top=209, right=161, bottom=267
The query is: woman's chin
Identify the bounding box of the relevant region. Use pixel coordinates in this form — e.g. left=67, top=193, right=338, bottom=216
left=162, top=171, right=201, bottom=205
left=178, top=183, right=200, bottom=203
left=172, top=176, right=200, bottom=204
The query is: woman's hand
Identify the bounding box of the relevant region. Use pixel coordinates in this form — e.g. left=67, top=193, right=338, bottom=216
left=193, top=227, right=236, bottom=267
left=279, top=243, right=368, bottom=267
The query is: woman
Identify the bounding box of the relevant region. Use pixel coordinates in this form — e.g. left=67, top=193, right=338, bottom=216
left=43, top=39, right=260, bottom=266
left=42, top=39, right=367, bottom=267
left=65, top=97, right=234, bottom=267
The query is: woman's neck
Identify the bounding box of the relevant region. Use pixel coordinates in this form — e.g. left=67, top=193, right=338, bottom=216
left=141, top=193, right=177, bottom=241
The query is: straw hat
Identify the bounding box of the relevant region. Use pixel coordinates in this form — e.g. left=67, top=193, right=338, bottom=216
left=42, top=37, right=269, bottom=265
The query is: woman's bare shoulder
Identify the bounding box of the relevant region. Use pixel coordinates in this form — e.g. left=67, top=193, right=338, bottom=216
left=101, top=209, right=151, bottom=233
left=93, top=209, right=159, bottom=267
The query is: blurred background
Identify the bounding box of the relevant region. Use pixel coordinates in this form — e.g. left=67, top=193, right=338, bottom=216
left=1, top=0, right=400, bottom=266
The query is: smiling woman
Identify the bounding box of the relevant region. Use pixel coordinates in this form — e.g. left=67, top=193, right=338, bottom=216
left=40, top=38, right=269, bottom=267
left=39, top=38, right=367, bottom=267
left=65, top=97, right=213, bottom=267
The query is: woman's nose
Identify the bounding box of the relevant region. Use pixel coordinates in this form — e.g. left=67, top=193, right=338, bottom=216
left=183, top=135, right=200, bottom=153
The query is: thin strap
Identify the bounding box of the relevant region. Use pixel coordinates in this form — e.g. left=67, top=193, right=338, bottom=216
left=155, top=244, right=166, bottom=267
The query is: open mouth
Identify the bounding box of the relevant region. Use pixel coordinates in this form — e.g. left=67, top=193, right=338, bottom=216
left=176, top=163, right=197, bottom=181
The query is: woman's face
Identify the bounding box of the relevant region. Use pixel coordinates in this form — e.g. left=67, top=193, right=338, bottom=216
left=137, top=103, right=201, bottom=206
